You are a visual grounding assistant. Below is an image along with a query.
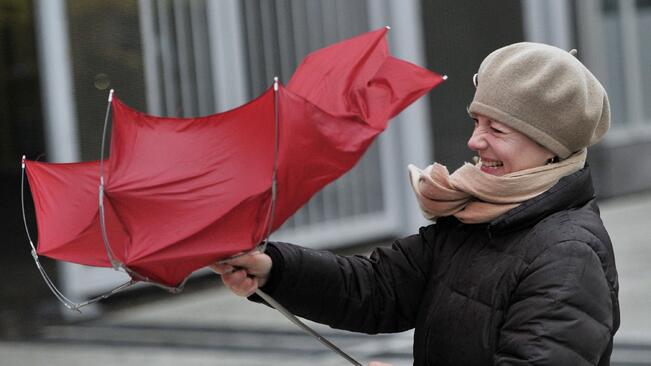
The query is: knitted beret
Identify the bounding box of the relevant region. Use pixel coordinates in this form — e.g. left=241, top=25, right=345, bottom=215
left=468, top=42, right=610, bottom=159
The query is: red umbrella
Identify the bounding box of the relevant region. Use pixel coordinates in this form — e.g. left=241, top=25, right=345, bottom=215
left=22, top=26, right=444, bottom=295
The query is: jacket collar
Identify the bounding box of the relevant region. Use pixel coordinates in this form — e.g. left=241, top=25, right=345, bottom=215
left=487, top=165, right=595, bottom=234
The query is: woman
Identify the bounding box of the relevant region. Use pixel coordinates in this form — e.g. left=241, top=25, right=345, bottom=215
left=211, top=42, right=619, bottom=365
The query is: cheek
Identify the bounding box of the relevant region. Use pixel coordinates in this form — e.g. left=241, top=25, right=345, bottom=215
left=492, top=139, right=518, bottom=160
left=501, top=148, right=523, bottom=170
left=491, top=138, right=533, bottom=170
left=512, top=144, right=550, bottom=170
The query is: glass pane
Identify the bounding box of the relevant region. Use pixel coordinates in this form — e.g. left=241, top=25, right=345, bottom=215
left=603, top=0, right=619, bottom=12
left=0, top=0, right=49, bottom=339
left=0, top=0, right=44, bottom=169
left=638, top=2, right=651, bottom=122
left=66, top=0, right=146, bottom=161
left=637, top=0, right=651, bottom=8
left=601, top=0, right=629, bottom=126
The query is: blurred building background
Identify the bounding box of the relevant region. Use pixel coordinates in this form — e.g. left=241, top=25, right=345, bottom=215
left=1, top=0, right=649, bottom=364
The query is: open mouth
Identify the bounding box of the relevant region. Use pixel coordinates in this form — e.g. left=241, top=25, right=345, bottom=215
left=479, top=158, right=504, bottom=174
left=481, top=160, right=503, bottom=168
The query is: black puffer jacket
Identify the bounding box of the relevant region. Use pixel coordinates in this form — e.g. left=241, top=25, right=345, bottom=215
left=259, top=166, right=619, bottom=365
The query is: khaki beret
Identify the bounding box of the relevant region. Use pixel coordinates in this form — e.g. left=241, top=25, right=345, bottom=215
left=468, top=42, right=610, bottom=159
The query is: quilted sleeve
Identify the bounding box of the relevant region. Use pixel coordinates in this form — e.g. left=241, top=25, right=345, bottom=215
left=256, top=225, right=437, bottom=334
left=495, top=240, right=615, bottom=365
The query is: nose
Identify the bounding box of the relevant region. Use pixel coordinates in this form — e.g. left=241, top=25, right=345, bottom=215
left=467, top=126, right=486, bottom=151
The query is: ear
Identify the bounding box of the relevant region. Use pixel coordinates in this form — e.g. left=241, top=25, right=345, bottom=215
left=546, top=155, right=559, bottom=165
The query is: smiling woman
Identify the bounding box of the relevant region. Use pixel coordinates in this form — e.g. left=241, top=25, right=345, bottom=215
left=214, top=42, right=619, bottom=366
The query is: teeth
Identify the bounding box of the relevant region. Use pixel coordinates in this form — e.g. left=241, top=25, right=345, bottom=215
left=481, top=159, right=503, bottom=168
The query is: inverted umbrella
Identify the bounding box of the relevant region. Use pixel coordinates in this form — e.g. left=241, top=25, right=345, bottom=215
left=23, top=26, right=443, bottom=291
left=22, top=25, right=443, bottom=321
left=22, top=26, right=444, bottom=366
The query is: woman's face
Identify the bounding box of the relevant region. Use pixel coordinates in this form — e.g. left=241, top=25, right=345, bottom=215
left=467, top=114, right=555, bottom=176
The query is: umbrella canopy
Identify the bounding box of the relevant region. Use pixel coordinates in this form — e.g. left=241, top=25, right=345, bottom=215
left=24, top=27, right=445, bottom=287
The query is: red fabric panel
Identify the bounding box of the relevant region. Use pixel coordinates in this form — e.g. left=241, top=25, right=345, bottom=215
left=286, top=27, right=445, bottom=130
left=25, top=160, right=129, bottom=267
left=105, top=91, right=276, bottom=284
left=287, top=28, right=389, bottom=123
left=271, top=86, right=378, bottom=229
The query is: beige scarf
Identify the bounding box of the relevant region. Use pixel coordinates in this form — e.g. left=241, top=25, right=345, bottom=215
left=407, top=149, right=587, bottom=224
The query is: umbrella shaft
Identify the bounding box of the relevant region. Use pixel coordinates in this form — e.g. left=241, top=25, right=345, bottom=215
left=255, top=289, right=362, bottom=366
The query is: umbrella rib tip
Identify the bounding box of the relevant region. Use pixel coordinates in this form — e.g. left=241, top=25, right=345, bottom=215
left=385, top=25, right=391, bottom=30
left=442, top=75, right=449, bottom=80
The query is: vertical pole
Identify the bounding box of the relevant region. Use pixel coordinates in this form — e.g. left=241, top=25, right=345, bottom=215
left=34, top=0, right=80, bottom=163
left=138, top=0, right=164, bottom=116
left=206, top=0, right=249, bottom=111
left=619, top=0, right=644, bottom=126
left=367, top=0, right=433, bottom=235
left=522, top=0, right=573, bottom=49
left=189, top=0, right=214, bottom=116
left=173, top=0, right=197, bottom=117
left=34, top=0, right=84, bottom=314
left=156, top=0, right=178, bottom=116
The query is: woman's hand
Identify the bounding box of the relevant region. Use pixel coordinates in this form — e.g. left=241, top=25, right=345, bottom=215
left=210, top=251, right=272, bottom=297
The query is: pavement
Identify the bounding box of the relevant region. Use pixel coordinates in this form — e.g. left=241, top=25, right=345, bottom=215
left=1, top=191, right=650, bottom=365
